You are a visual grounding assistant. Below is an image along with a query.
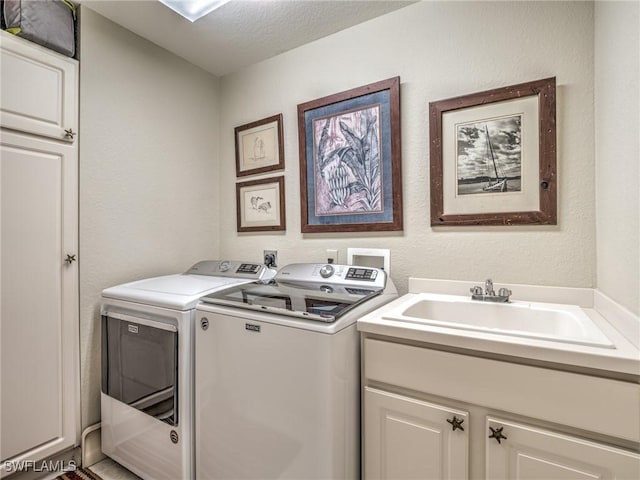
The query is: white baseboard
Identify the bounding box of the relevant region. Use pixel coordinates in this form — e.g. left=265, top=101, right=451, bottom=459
left=81, top=423, right=106, bottom=468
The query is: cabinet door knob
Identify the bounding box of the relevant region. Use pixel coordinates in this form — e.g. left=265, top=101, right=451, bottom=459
left=447, top=416, right=465, bottom=431
left=64, top=128, right=76, bottom=140
left=65, top=254, right=77, bottom=264
left=489, top=426, right=507, bottom=444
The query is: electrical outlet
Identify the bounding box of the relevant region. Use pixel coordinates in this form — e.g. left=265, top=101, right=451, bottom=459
left=326, top=249, right=338, bottom=264
left=263, top=250, right=277, bottom=268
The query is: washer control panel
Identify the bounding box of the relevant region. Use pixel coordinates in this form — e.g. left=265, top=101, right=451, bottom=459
left=276, top=263, right=386, bottom=289
left=345, top=267, right=378, bottom=281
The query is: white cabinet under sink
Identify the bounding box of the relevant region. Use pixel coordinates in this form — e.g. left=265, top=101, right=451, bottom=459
left=486, top=417, right=640, bottom=479
left=364, top=387, right=469, bottom=479
left=361, top=338, right=640, bottom=479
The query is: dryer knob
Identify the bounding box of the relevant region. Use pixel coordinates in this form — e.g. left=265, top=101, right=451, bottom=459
left=319, top=264, right=334, bottom=278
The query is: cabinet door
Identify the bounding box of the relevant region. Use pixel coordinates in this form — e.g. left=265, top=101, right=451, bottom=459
left=0, top=32, right=78, bottom=142
left=364, top=387, right=469, bottom=479
left=486, top=417, right=640, bottom=479
left=0, top=130, right=79, bottom=470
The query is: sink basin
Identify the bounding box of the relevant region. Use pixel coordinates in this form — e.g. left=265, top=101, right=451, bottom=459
left=389, top=294, right=614, bottom=348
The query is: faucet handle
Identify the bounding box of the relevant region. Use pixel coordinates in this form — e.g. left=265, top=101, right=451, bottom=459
left=470, top=286, right=483, bottom=295
left=498, top=288, right=512, bottom=298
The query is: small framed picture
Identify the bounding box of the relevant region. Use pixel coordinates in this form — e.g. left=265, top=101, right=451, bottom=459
left=297, top=77, right=403, bottom=233
left=235, top=114, right=284, bottom=177
left=429, top=77, right=557, bottom=226
left=236, top=176, right=286, bottom=232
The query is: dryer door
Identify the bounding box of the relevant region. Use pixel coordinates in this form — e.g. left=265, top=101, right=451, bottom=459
left=102, top=312, right=178, bottom=425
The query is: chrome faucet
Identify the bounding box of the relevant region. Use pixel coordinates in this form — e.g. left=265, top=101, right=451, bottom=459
left=470, top=279, right=512, bottom=303
left=484, top=278, right=495, bottom=296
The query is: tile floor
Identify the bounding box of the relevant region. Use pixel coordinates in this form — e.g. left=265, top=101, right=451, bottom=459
left=89, top=459, right=140, bottom=480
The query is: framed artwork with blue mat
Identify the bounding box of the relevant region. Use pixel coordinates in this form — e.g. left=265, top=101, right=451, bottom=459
left=297, top=77, right=403, bottom=233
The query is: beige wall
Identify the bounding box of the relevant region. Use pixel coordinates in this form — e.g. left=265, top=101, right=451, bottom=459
left=78, top=7, right=220, bottom=428
left=218, top=1, right=596, bottom=294
left=595, top=1, right=640, bottom=316
left=76, top=0, right=639, bottom=434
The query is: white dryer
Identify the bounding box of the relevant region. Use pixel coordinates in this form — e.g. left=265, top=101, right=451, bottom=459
left=100, top=260, right=275, bottom=480
left=194, top=263, right=398, bottom=479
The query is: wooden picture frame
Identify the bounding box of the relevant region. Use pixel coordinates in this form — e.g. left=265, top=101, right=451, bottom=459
left=236, top=176, right=286, bottom=232
left=429, top=77, right=557, bottom=226
left=297, top=77, right=403, bottom=233
left=235, top=114, right=284, bottom=177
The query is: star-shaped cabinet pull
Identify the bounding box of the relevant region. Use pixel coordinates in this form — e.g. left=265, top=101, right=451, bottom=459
left=446, top=416, right=465, bottom=432
left=489, top=426, right=508, bottom=444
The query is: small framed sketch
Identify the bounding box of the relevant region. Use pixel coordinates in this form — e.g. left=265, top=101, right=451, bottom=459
left=235, top=114, right=284, bottom=177
left=297, top=77, right=403, bottom=233
left=429, top=77, right=557, bottom=226
left=236, top=176, right=286, bottom=232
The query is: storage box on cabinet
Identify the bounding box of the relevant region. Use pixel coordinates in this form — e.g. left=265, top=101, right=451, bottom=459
left=2, top=0, right=76, bottom=57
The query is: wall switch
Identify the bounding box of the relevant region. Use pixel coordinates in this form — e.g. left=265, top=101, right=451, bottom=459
left=263, top=250, right=277, bottom=268
left=326, top=249, right=338, bottom=264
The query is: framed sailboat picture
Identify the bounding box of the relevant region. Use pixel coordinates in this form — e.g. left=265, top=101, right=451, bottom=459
left=235, top=114, right=284, bottom=177
left=429, top=77, right=557, bottom=226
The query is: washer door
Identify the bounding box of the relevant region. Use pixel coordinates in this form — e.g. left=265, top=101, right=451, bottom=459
left=102, top=312, right=178, bottom=425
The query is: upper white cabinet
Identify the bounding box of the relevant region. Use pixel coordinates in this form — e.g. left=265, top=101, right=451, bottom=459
left=0, top=32, right=78, bottom=142
left=1, top=32, right=79, bottom=477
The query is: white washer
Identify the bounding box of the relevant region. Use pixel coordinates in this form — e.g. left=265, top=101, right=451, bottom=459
left=195, top=263, right=398, bottom=479
left=100, top=260, right=275, bottom=480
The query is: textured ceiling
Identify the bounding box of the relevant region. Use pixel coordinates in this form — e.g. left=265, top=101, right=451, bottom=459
left=82, top=0, right=414, bottom=77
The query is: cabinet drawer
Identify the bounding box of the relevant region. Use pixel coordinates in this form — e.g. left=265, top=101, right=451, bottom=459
left=363, top=339, right=640, bottom=442
left=486, top=416, right=640, bottom=479
left=1, top=32, right=78, bottom=141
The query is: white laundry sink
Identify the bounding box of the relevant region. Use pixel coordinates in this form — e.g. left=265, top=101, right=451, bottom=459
left=389, top=293, right=614, bottom=348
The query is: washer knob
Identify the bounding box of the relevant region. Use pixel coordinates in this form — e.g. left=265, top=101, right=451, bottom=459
left=319, top=264, right=334, bottom=278
left=219, top=261, right=230, bottom=272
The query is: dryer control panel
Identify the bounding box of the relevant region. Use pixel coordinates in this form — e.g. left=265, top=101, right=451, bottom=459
left=186, top=260, right=275, bottom=280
